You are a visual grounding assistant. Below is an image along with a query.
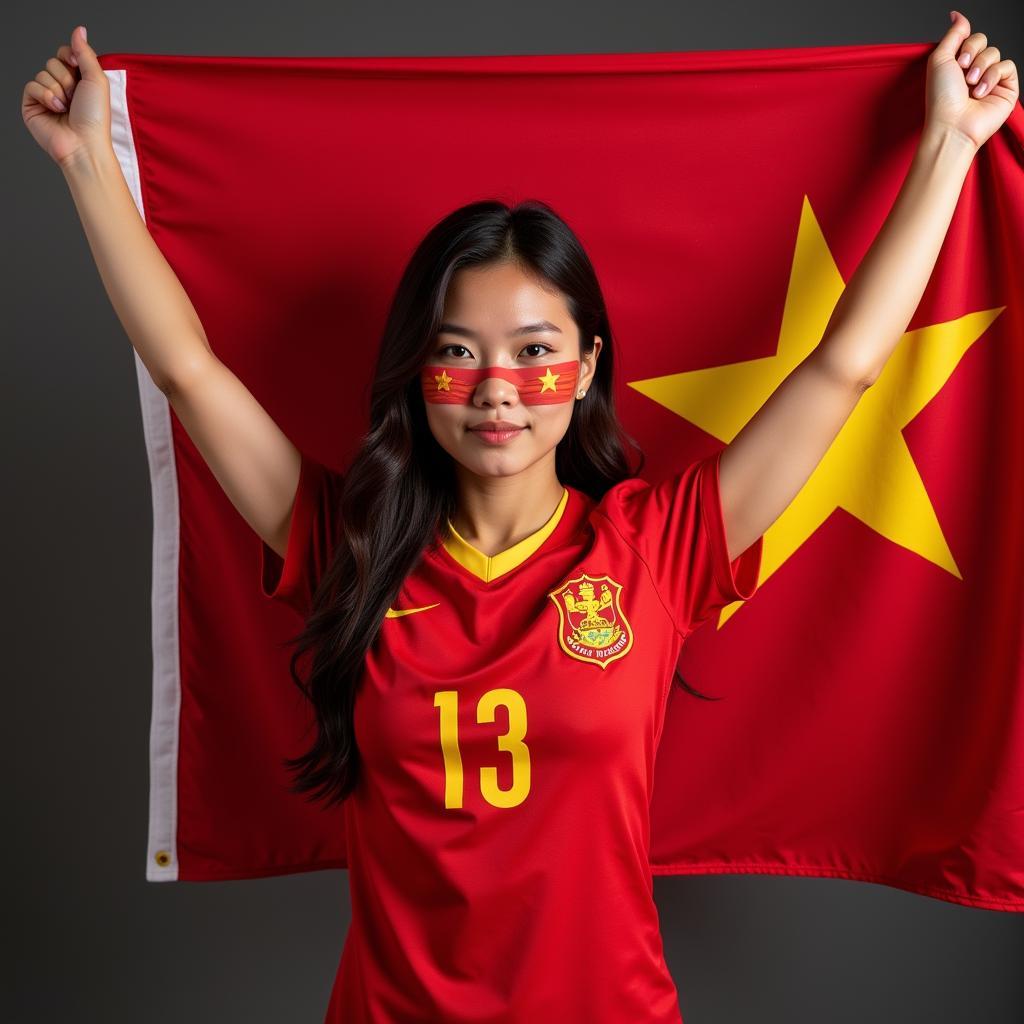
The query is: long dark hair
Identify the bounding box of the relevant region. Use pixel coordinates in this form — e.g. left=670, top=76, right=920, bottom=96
left=282, top=197, right=716, bottom=810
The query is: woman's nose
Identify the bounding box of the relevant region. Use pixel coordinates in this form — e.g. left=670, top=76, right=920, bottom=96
left=472, top=374, right=520, bottom=406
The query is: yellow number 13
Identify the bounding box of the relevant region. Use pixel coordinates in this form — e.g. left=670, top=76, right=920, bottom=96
left=434, top=688, right=531, bottom=809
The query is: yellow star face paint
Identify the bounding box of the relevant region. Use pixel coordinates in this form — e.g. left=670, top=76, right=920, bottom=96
left=420, top=360, right=580, bottom=405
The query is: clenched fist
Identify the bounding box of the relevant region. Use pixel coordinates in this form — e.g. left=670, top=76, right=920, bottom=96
left=21, top=26, right=112, bottom=168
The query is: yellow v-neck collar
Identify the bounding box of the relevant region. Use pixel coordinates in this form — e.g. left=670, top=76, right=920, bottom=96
left=443, top=488, right=569, bottom=583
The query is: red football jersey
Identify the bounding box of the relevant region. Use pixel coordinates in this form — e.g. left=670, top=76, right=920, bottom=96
left=260, top=448, right=763, bottom=1023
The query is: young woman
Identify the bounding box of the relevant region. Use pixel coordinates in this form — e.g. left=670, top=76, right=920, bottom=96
left=22, top=15, right=1017, bottom=1023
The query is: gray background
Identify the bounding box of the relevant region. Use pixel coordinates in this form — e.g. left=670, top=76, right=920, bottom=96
left=6, top=2, right=1023, bottom=1021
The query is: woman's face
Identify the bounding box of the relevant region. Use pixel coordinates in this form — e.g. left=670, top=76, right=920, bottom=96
left=422, top=261, right=601, bottom=482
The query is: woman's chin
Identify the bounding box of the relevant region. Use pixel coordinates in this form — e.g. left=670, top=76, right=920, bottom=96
left=457, top=451, right=533, bottom=480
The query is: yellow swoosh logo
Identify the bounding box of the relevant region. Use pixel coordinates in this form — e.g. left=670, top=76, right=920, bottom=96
left=385, top=602, right=441, bottom=618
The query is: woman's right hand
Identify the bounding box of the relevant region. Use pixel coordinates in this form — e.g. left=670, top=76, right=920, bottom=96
left=21, top=26, right=111, bottom=168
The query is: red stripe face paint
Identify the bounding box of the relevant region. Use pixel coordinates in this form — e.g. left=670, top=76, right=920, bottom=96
left=420, top=360, right=580, bottom=405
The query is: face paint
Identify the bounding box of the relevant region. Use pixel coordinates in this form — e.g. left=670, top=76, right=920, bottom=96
left=420, top=359, right=580, bottom=405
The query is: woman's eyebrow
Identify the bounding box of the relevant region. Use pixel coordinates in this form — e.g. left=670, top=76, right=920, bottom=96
left=437, top=320, right=563, bottom=339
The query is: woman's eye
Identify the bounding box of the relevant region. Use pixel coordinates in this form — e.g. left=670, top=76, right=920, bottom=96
left=438, top=344, right=471, bottom=358
left=522, top=343, right=553, bottom=358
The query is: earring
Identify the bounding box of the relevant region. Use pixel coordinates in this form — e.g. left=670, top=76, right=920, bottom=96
left=577, top=389, right=586, bottom=399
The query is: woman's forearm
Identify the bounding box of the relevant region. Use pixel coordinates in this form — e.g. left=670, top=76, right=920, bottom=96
left=60, top=143, right=213, bottom=393
left=816, top=125, right=978, bottom=387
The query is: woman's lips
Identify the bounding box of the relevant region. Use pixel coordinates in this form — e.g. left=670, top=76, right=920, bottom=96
left=469, top=425, right=526, bottom=445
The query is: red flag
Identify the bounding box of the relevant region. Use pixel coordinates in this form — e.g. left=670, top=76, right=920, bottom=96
left=96, top=42, right=1024, bottom=911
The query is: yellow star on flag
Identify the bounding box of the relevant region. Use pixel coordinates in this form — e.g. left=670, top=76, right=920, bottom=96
left=538, top=368, right=561, bottom=393
left=434, top=369, right=454, bottom=391
left=626, top=195, right=1005, bottom=628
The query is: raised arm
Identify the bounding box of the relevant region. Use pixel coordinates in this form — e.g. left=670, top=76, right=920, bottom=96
left=23, top=26, right=302, bottom=558
left=718, top=12, right=1018, bottom=562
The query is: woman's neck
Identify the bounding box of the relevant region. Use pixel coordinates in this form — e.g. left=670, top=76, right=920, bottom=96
left=450, top=458, right=566, bottom=557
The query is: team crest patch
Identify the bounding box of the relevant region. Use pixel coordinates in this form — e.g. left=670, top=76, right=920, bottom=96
left=548, top=572, right=634, bottom=670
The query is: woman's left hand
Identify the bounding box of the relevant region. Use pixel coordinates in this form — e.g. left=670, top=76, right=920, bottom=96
left=925, top=10, right=1019, bottom=150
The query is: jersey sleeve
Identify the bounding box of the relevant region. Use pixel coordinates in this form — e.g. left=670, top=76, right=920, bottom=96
left=593, top=448, right=763, bottom=635
left=258, top=451, right=346, bottom=618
